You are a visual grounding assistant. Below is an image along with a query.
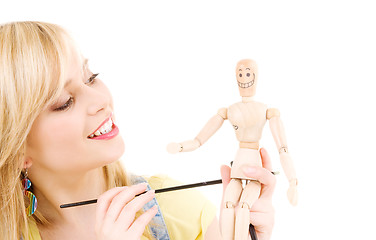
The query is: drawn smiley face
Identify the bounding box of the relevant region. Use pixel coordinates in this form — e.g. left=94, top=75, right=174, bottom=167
left=237, top=70, right=255, bottom=88
left=235, top=59, right=258, bottom=97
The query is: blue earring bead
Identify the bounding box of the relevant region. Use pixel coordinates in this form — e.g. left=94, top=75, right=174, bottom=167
left=22, top=178, right=31, bottom=190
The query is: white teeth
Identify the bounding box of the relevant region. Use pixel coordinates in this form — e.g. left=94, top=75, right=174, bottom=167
left=237, top=79, right=254, bottom=88
left=89, top=118, right=114, bottom=138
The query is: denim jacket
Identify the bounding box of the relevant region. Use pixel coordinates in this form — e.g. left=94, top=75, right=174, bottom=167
left=131, top=175, right=171, bottom=240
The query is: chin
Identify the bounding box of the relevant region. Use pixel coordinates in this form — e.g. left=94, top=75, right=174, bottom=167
left=94, top=137, right=126, bottom=166
left=108, top=140, right=125, bottom=163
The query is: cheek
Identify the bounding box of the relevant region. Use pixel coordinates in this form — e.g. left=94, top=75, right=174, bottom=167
left=50, top=118, right=80, bottom=139
left=28, top=116, right=86, bottom=169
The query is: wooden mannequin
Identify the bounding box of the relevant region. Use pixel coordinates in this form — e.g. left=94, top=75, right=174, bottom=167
left=167, top=59, right=298, bottom=240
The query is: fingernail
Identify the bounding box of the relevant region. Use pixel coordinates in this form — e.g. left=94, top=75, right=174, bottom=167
left=243, top=167, right=257, bottom=175
left=148, top=190, right=155, bottom=195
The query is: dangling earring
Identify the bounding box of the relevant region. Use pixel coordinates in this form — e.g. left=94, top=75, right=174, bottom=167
left=22, top=169, right=37, bottom=216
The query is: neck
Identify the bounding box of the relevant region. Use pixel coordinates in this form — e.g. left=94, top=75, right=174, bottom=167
left=242, top=96, right=254, bottom=102
left=30, top=167, right=107, bottom=226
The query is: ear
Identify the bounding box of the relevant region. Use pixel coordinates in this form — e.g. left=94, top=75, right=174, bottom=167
left=22, top=156, right=33, bottom=169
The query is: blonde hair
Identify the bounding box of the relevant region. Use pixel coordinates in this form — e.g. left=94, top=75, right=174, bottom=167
left=0, top=21, right=130, bottom=240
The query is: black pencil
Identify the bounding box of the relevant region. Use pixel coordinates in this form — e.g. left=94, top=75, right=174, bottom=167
left=60, top=179, right=223, bottom=209
left=60, top=171, right=278, bottom=209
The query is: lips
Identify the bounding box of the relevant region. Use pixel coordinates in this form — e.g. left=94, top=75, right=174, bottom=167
left=87, top=113, right=114, bottom=138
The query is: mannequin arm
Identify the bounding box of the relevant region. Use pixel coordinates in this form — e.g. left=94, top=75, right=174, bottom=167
left=267, top=108, right=298, bottom=206
left=167, top=108, right=227, bottom=153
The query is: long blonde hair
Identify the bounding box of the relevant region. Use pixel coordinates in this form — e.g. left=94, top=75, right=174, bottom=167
left=0, top=21, right=130, bottom=240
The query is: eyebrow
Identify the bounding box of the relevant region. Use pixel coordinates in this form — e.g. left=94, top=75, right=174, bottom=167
left=64, top=58, right=89, bottom=87
left=246, top=68, right=250, bottom=70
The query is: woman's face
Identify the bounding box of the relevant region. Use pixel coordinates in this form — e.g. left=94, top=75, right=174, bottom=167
left=25, top=47, right=125, bottom=174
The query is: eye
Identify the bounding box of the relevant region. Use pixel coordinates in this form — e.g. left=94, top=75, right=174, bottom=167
left=53, top=73, right=99, bottom=112
left=86, top=73, right=99, bottom=85
left=246, top=73, right=250, bottom=77
left=54, top=97, right=73, bottom=111
left=239, top=73, right=242, bottom=77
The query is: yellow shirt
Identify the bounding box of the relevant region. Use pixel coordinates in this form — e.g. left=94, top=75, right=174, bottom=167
left=28, top=175, right=217, bottom=240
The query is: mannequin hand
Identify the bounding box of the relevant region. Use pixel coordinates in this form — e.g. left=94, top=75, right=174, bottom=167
left=220, top=148, right=276, bottom=240
left=279, top=152, right=298, bottom=206
left=95, top=183, right=157, bottom=240
left=166, top=142, right=182, bottom=154
left=287, top=179, right=298, bottom=206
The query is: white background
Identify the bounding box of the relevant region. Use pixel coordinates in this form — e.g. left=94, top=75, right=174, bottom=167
left=2, top=1, right=376, bottom=239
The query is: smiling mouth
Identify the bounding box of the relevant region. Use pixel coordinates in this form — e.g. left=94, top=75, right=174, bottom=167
left=237, top=73, right=255, bottom=88
left=87, top=114, right=114, bottom=139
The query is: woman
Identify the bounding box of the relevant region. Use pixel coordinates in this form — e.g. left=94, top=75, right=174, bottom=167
left=0, top=21, right=276, bottom=240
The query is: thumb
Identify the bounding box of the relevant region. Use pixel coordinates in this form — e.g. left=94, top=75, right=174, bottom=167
left=220, top=165, right=231, bottom=192
left=219, top=165, right=231, bottom=217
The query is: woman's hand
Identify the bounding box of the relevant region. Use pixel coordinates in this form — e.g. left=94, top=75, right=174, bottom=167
left=220, top=148, right=276, bottom=240
left=95, top=183, right=158, bottom=240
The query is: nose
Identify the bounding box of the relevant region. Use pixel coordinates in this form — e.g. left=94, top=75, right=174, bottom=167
left=85, top=86, right=111, bottom=116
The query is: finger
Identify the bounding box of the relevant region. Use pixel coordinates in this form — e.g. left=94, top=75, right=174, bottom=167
left=260, top=148, right=273, bottom=171
left=103, top=183, right=148, bottom=226
left=219, top=165, right=231, bottom=218
left=220, top=165, right=231, bottom=192
left=128, top=205, right=158, bottom=237
left=249, top=209, right=275, bottom=229
left=117, top=189, right=156, bottom=228
left=243, top=166, right=276, bottom=199
left=96, top=187, right=127, bottom=229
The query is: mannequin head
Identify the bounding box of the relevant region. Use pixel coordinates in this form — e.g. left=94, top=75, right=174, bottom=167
left=235, top=59, right=258, bottom=97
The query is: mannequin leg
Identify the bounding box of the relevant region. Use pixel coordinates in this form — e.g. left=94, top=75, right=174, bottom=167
left=221, top=179, right=243, bottom=240
left=235, top=180, right=261, bottom=240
